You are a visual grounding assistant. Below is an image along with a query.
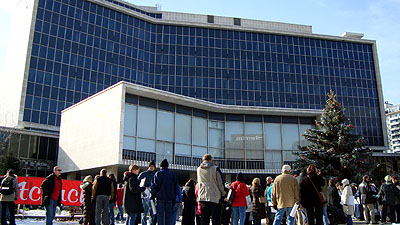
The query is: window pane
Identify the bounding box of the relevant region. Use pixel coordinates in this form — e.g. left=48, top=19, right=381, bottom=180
left=123, top=136, right=136, bottom=150
left=282, top=124, right=299, bottom=150
left=137, top=107, right=156, bottom=139
left=244, top=122, right=263, bottom=150
left=226, top=148, right=244, bottom=159
left=283, top=150, right=297, bottom=161
left=157, top=110, right=174, bottom=142
left=38, top=137, right=48, bottom=160
left=246, top=149, right=263, bottom=160
left=175, top=143, right=191, bottom=156
left=226, top=121, right=244, bottom=149
left=299, top=124, right=312, bottom=146
left=47, top=138, right=58, bottom=160
left=192, top=117, right=207, bottom=146
left=137, top=138, right=155, bottom=153
left=264, top=123, right=282, bottom=149
left=176, top=114, right=191, bottom=144
left=124, top=104, right=137, bottom=136
left=265, top=150, right=282, bottom=169
left=192, top=146, right=207, bottom=157
left=19, top=134, right=30, bottom=158
left=156, top=141, right=173, bottom=163
left=208, top=121, right=224, bottom=149
left=209, top=148, right=224, bottom=159
left=8, top=134, right=20, bottom=156
left=29, top=136, right=38, bottom=159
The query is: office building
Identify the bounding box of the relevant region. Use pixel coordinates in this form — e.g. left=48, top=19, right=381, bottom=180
left=0, top=0, right=388, bottom=177
left=385, top=102, right=400, bottom=152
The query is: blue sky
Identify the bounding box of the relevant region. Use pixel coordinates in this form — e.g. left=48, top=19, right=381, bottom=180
left=1, top=0, right=399, bottom=104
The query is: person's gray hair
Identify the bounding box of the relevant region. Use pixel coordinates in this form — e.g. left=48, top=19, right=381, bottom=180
left=385, top=175, right=392, bottom=182
left=282, top=165, right=291, bottom=172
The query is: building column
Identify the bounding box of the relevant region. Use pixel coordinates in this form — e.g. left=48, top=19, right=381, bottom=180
left=107, top=165, right=119, bottom=180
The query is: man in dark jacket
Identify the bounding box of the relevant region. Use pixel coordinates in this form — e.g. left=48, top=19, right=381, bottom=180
left=138, top=160, right=157, bottom=225
left=377, top=175, right=400, bottom=223
left=92, top=169, right=114, bottom=225
left=41, top=166, right=63, bottom=225
left=124, top=164, right=145, bottom=225
left=358, top=175, right=376, bottom=224
left=150, top=159, right=179, bottom=225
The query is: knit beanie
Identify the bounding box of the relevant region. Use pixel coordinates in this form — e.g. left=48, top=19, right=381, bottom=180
left=160, top=159, right=169, bottom=168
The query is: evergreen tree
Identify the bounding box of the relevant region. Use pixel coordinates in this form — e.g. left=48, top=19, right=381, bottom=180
left=294, top=90, right=372, bottom=182
left=0, top=152, right=21, bottom=175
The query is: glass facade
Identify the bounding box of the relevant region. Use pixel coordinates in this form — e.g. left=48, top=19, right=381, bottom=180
left=122, top=94, right=313, bottom=169
left=0, top=129, right=59, bottom=177
left=24, top=0, right=383, bottom=147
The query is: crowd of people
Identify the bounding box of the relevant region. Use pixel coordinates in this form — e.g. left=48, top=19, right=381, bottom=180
left=1, top=154, right=400, bottom=225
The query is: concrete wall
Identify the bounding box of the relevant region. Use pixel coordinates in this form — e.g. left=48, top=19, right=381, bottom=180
left=58, top=84, right=124, bottom=173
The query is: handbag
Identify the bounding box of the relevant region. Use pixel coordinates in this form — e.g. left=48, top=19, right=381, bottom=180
left=307, top=175, right=326, bottom=204
left=259, top=196, right=268, bottom=203
left=227, top=183, right=239, bottom=205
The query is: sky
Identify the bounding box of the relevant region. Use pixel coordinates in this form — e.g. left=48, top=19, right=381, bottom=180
left=1, top=0, right=399, bottom=104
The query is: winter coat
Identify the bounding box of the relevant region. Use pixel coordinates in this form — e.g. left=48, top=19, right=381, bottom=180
left=138, top=169, right=156, bottom=188
left=358, top=181, right=376, bottom=204
left=150, top=168, right=179, bottom=201
left=377, top=181, right=400, bottom=206
left=0, top=175, right=19, bottom=202
left=80, top=181, right=94, bottom=224
left=182, top=184, right=196, bottom=225
left=40, top=173, right=62, bottom=206
left=271, top=173, right=299, bottom=209
left=123, top=172, right=145, bottom=214
left=197, top=161, right=226, bottom=204
left=298, top=172, right=324, bottom=207
left=341, top=185, right=354, bottom=216
left=251, top=185, right=266, bottom=220
left=328, top=184, right=341, bottom=208
left=230, top=181, right=250, bottom=207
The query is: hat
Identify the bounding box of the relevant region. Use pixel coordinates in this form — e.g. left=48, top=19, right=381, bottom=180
left=160, top=159, right=169, bottom=168
left=385, top=175, right=392, bottom=182
left=149, top=160, right=156, bottom=168
left=342, top=179, right=349, bottom=185
left=7, top=169, right=15, bottom=176
left=282, top=165, right=291, bottom=173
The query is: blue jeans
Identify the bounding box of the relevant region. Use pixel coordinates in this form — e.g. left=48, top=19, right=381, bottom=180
left=45, top=198, right=57, bottom=225
left=95, top=195, right=110, bottom=225
left=232, top=206, right=247, bottom=225
left=322, top=205, right=329, bottom=225
left=253, top=219, right=261, bottom=225
left=109, top=202, right=115, bottom=224
left=116, top=204, right=124, bottom=220
left=171, top=203, right=179, bottom=225
left=273, top=207, right=294, bottom=225
left=126, top=212, right=137, bottom=225
left=157, top=200, right=174, bottom=225
left=346, top=215, right=353, bottom=225
left=142, top=198, right=155, bottom=225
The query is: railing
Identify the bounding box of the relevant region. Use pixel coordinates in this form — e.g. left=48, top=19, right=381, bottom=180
left=122, top=149, right=280, bottom=173
left=104, top=0, right=162, bottom=19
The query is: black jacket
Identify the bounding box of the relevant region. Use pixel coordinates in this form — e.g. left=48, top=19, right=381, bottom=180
left=358, top=181, right=376, bottom=204
left=182, top=184, right=196, bottom=225
left=328, top=184, right=341, bottom=208
left=377, top=181, right=400, bottom=205
left=40, top=173, right=62, bottom=206
left=123, top=172, right=145, bottom=214
left=298, top=172, right=324, bottom=207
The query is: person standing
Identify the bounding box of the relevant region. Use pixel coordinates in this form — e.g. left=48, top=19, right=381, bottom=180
left=0, top=169, right=18, bottom=225
left=358, top=175, right=376, bottom=224
left=264, top=177, right=274, bottom=225
left=138, top=160, right=157, bottom=225
left=341, top=179, right=354, bottom=225
left=115, top=183, right=125, bottom=222
left=182, top=179, right=196, bottom=225
left=230, top=173, right=250, bottom=225
left=377, top=175, right=400, bottom=223
left=327, top=178, right=341, bottom=209
left=123, top=164, right=146, bottom=225
left=392, top=175, right=400, bottom=223
left=150, top=159, right=179, bottom=225
left=172, top=184, right=182, bottom=225
left=41, top=166, right=63, bottom=225
left=271, top=165, right=299, bottom=225
left=92, top=169, right=114, bottom=225
left=108, top=174, right=117, bottom=225
left=301, top=164, right=324, bottom=225
left=251, top=178, right=267, bottom=225
left=197, top=154, right=226, bottom=225
left=80, top=175, right=95, bottom=225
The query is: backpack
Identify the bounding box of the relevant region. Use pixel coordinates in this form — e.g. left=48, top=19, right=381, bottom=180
left=0, top=178, right=15, bottom=195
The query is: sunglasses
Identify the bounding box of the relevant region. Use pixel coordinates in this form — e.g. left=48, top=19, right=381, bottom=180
left=56, top=169, right=62, bottom=172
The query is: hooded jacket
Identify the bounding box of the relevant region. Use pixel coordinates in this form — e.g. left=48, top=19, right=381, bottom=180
left=150, top=167, right=179, bottom=201
left=196, top=160, right=225, bottom=204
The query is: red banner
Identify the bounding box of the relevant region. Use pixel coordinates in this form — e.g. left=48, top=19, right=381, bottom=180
left=15, top=176, right=83, bottom=206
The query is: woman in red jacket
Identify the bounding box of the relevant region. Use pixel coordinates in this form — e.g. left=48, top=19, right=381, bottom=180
left=230, top=173, right=250, bottom=225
